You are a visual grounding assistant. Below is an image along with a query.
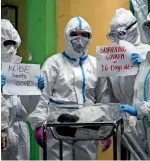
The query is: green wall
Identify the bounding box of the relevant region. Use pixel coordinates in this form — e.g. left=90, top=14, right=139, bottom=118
left=28, top=0, right=56, bottom=65
left=27, top=0, right=56, bottom=159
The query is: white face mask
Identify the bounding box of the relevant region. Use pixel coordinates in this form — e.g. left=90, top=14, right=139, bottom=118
left=123, top=27, right=138, bottom=44
left=11, top=55, right=22, bottom=63
left=1, top=45, right=18, bottom=62
left=2, top=55, right=22, bottom=64
left=70, top=36, right=89, bottom=53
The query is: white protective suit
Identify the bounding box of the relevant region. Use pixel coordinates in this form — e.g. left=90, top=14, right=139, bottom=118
left=122, top=13, right=150, bottom=160
left=1, top=94, right=9, bottom=151
left=125, top=52, right=150, bottom=160
left=122, top=52, right=150, bottom=160
left=28, top=16, right=111, bottom=160
left=131, top=0, right=148, bottom=44
left=107, top=9, right=150, bottom=160
left=1, top=19, right=40, bottom=160
left=1, top=95, right=9, bottom=132
left=107, top=8, right=150, bottom=105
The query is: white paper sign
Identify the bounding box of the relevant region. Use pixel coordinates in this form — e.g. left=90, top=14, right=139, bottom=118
left=2, top=63, right=41, bottom=95
left=96, top=40, right=139, bottom=77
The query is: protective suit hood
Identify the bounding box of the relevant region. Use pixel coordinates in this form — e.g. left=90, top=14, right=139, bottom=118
left=64, top=16, right=92, bottom=59
left=110, top=8, right=141, bottom=46
left=1, top=19, right=21, bottom=62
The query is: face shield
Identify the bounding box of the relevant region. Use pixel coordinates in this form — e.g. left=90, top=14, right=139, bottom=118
left=107, top=20, right=137, bottom=43
left=69, top=30, right=91, bottom=53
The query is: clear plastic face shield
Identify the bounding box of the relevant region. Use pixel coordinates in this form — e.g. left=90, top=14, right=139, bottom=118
left=69, top=30, right=91, bottom=53
left=107, top=20, right=137, bottom=44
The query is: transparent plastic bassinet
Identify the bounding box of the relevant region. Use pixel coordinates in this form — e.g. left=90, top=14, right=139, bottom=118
left=42, top=103, right=126, bottom=160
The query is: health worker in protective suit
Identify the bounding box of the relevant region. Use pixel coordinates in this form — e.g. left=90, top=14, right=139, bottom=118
left=120, top=12, right=150, bottom=160
left=106, top=9, right=150, bottom=160
left=106, top=8, right=149, bottom=105
left=28, top=16, right=114, bottom=160
left=1, top=19, right=45, bottom=160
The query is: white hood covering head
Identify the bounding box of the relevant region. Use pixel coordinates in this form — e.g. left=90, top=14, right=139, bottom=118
left=109, top=8, right=141, bottom=46
left=64, top=16, right=92, bottom=59
left=1, top=19, right=21, bottom=62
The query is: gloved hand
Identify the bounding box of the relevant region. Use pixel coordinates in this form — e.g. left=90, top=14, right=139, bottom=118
left=1, top=74, right=6, bottom=89
left=101, top=138, right=111, bottom=152
left=37, top=76, right=44, bottom=90
left=1, top=130, right=8, bottom=151
left=35, top=127, right=48, bottom=148
left=56, top=113, right=79, bottom=137
left=120, top=104, right=137, bottom=116
left=131, top=53, right=142, bottom=65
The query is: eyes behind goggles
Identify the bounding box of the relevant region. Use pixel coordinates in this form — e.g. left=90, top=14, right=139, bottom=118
left=70, top=31, right=91, bottom=38
left=3, top=40, right=17, bottom=47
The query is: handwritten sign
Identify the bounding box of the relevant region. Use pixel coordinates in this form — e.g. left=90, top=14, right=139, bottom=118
left=2, top=63, right=41, bottom=95
left=96, top=40, right=139, bottom=77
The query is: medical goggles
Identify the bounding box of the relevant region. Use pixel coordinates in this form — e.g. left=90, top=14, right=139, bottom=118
left=69, top=28, right=91, bottom=39
left=107, top=20, right=137, bottom=42
left=3, top=40, right=17, bottom=47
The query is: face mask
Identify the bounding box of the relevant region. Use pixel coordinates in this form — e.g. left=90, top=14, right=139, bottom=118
left=1, top=45, right=17, bottom=62
left=123, top=27, right=138, bottom=44
left=70, top=36, right=89, bottom=53
left=11, top=55, right=22, bottom=63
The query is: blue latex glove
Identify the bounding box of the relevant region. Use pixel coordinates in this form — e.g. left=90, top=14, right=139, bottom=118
left=120, top=104, right=137, bottom=116
left=131, top=53, right=142, bottom=65
left=1, top=74, right=6, bottom=89
left=37, top=76, right=44, bottom=90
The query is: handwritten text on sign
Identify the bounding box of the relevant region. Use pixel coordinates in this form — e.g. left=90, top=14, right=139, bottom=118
left=96, top=44, right=138, bottom=77
left=2, top=63, right=41, bottom=95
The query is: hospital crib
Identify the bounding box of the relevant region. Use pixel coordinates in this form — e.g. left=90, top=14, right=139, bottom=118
left=42, top=103, right=127, bottom=160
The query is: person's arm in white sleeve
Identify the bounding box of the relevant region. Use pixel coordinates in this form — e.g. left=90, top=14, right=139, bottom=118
left=1, top=94, right=9, bottom=131
left=1, top=94, right=9, bottom=150
left=135, top=101, right=150, bottom=120
left=95, top=77, right=118, bottom=103
left=27, top=57, right=58, bottom=129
